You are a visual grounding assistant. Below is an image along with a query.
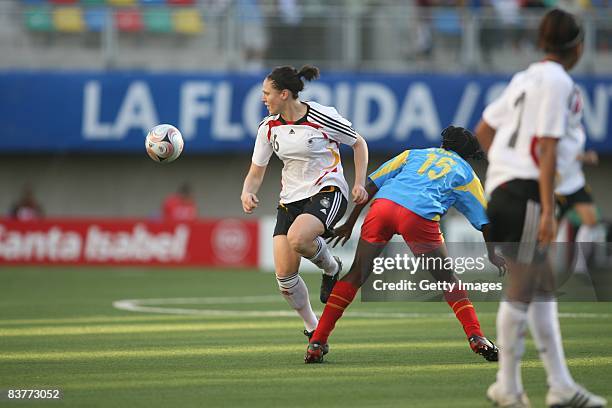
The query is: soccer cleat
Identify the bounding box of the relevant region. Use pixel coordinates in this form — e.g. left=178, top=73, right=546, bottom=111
left=320, top=256, right=342, bottom=304
left=303, top=330, right=329, bottom=355
left=304, top=342, right=326, bottom=364
left=487, top=382, right=531, bottom=408
left=469, top=335, right=499, bottom=362
left=546, top=385, right=607, bottom=408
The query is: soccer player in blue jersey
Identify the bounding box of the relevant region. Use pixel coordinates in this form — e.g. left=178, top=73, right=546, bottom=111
left=305, top=126, right=507, bottom=363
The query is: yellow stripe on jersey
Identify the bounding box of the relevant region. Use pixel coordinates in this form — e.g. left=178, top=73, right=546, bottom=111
left=370, top=150, right=410, bottom=181
left=324, top=147, right=341, bottom=170
left=453, top=173, right=487, bottom=209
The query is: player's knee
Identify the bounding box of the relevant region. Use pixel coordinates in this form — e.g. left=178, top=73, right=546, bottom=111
left=286, top=230, right=312, bottom=254
left=581, top=212, right=598, bottom=226
left=575, top=204, right=598, bottom=226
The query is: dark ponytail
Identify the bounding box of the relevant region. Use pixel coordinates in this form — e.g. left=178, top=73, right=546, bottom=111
left=538, top=8, right=583, bottom=58
left=297, top=65, right=320, bottom=82
left=267, top=65, right=320, bottom=99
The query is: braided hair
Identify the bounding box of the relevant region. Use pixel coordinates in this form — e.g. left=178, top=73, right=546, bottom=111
left=440, top=126, right=484, bottom=160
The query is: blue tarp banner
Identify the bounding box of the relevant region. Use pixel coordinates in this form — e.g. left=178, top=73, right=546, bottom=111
left=1, top=71, right=611, bottom=153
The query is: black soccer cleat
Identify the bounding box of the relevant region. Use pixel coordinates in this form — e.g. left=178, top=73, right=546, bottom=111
left=469, top=335, right=499, bottom=362
left=305, top=342, right=326, bottom=364
left=320, top=256, right=342, bottom=304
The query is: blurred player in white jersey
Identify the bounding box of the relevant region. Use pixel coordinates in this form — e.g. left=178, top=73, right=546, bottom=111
left=556, top=126, right=598, bottom=229
left=241, top=65, right=369, bottom=344
left=556, top=130, right=603, bottom=272
left=475, top=9, right=606, bottom=408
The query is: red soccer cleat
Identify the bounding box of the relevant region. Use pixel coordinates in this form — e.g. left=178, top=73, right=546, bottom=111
left=304, top=342, right=328, bottom=364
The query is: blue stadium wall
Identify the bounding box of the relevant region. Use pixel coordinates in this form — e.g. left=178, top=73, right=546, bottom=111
left=2, top=71, right=612, bottom=219
left=2, top=71, right=612, bottom=153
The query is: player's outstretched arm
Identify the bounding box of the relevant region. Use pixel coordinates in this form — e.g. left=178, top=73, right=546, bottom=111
left=241, top=162, right=267, bottom=214
left=351, top=134, right=369, bottom=204
left=577, top=149, right=599, bottom=166
left=538, top=137, right=559, bottom=244
left=481, top=223, right=507, bottom=276
left=474, top=120, right=496, bottom=155
left=328, top=180, right=379, bottom=248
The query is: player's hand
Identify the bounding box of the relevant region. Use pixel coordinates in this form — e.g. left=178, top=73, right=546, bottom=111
left=537, top=212, right=557, bottom=246
left=488, top=252, right=507, bottom=277
left=241, top=192, right=259, bottom=214
left=352, top=184, right=368, bottom=204
left=583, top=150, right=599, bottom=165
left=327, top=223, right=353, bottom=248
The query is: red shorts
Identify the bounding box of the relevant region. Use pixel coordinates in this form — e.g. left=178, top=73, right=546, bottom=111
left=360, top=198, right=444, bottom=254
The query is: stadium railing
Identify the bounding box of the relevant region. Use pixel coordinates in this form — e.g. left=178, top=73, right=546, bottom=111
left=2, top=1, right=612, bottom=73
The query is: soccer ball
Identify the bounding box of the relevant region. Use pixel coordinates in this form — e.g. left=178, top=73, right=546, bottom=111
left=145, top=124, right=184, bottom=163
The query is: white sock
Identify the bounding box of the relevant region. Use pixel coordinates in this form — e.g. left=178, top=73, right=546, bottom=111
left=527, top=299, right=576, bottom=390
left=308, top=236, right=339, bottom=276
left=574, top=224, right=602, bottom=273
left=276, top=272, right=318, bottom=332
left=575, top=224, right=598, bottom=243
left=496, top=301, right=528, bottom=396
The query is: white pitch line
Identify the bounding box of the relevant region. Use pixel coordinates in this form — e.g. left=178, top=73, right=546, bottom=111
left=112, top=296, right=612, bottom=319
left=112, top=299, right=453, bottom=318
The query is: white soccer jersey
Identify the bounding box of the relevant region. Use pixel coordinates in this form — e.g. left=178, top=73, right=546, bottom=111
left=251, top=101, right=357, bottom=204
left=555, top=97, right=586, bottom=195
left=483, top=61, right=584, bottom=197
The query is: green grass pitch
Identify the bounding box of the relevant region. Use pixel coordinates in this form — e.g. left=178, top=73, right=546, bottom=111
left=1, top=267, right=611, bottom=407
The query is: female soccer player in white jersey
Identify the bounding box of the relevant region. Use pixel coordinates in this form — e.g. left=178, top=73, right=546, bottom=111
left=556, top=128, right=604, bottom=275
left=556, top=133, right=598, bottom=230
left=241, top=65, right=369, bottom=341
left=475, top=9, right=606, bottom=408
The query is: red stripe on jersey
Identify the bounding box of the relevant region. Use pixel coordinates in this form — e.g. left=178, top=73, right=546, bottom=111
left=314, top=167, right=339, bottom=185
left=266, top=119, right=283, bottom=141
left=572, top=91, right=582, bottom=114
left=530, top=136, right=539, bottom=166
left=314, top=174, right=326, bottom=186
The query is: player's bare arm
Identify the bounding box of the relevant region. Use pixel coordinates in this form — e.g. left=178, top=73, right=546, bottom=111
left=577, top=149, right=599, bottom=165
left=328, top=180, right=379, bottom=248
left=474, top=120, right=496, bottom=154
left=241, top=162, right=267, bottom=214
left=538, top=137, right=559, bottom=244
left=481, top=223, right=507, bottom=275
left=351, top=134, right=369, bottom=205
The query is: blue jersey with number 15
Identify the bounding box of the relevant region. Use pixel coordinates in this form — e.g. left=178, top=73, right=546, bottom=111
left=368, top=148, right=489, bottom=230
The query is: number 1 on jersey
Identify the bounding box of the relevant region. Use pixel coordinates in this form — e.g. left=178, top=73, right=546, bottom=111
left=508, top=91, right=526, bottom=148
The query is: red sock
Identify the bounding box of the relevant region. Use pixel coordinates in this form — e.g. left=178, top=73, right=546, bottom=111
left=444, top=288, right=483, bottom=337
left=311, top=281, right=358, bottom=344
